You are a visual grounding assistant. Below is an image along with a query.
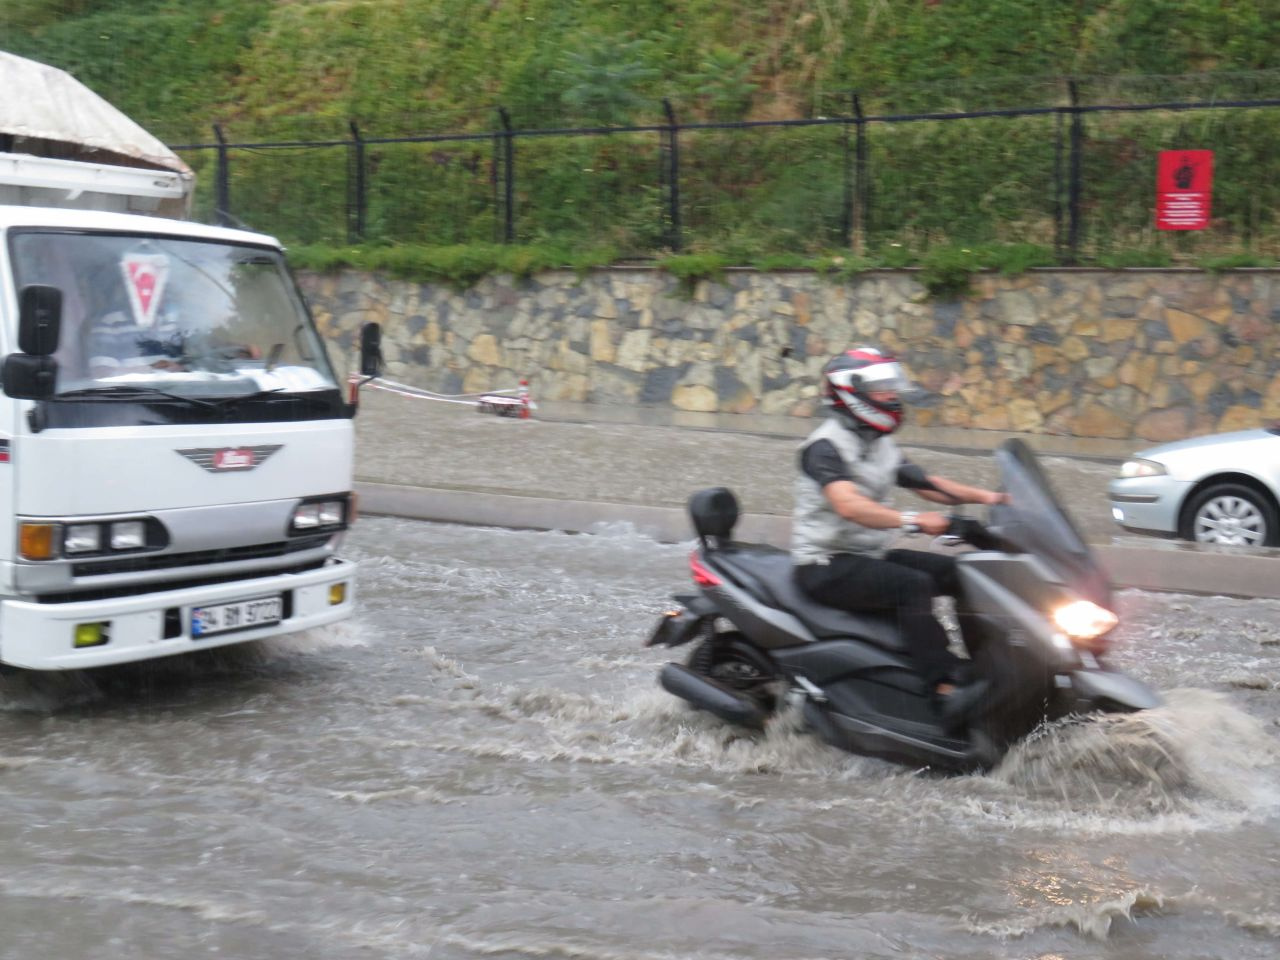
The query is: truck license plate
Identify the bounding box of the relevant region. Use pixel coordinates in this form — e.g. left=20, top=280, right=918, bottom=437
left=191, top=595, right=283, bottom=638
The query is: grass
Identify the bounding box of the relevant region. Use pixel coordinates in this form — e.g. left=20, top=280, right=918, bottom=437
left=10, top=2, right=1280, bottom=269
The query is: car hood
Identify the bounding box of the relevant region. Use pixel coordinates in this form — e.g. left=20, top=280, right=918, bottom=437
left=1135, top=428, right=1279, bottom=462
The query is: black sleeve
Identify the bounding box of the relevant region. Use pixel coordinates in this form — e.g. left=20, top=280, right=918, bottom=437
left=799, top=439, right=852, bottom=488
left=895, top=455, right=932, bottom=489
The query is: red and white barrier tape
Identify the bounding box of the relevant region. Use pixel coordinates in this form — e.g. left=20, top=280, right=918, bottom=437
left=348, top=375, right=535, bottom=419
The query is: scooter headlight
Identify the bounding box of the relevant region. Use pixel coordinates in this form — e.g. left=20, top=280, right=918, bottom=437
left=1052, top=600, right=1119, bottom=648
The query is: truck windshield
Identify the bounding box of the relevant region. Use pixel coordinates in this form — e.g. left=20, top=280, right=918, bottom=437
left=9, top=231, right=340, bottom=404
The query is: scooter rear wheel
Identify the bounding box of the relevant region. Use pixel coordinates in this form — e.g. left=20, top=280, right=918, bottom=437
left=686, top=633, right=780, bottom=718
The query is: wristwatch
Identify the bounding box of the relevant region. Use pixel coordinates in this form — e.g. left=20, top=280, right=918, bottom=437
left=899, top=510, right=920, bottom=533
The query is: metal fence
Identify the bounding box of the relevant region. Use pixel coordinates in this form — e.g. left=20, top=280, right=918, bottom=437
left=172, top=87, right=1280, bottom=263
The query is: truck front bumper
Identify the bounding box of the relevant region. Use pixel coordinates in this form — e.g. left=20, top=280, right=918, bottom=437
left=0, top=559, right=357, bottom=670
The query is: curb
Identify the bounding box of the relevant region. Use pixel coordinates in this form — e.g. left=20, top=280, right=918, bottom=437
left=356, top=481, right=1280, bottom=600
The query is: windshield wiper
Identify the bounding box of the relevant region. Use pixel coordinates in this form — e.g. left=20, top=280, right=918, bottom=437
left=56, top=385, right=218, bottom=410
left=209, top=388, right=286, bottom=410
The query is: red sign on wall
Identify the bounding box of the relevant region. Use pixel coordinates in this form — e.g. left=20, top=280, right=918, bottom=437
left=1156, top=150, right=1213, bottom=230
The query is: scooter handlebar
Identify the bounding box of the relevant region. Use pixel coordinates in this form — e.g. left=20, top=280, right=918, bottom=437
left=945, top=515, right=1004, bottom=551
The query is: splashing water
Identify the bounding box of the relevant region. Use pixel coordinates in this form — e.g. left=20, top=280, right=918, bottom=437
left=987, top=688, right=1280, bottom=827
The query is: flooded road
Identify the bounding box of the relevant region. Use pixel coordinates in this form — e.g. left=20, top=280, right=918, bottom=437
left=2, top=517, right=1279, bottom=959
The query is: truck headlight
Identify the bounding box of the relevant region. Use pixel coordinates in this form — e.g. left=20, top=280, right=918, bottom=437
left=21, top=517, right=160, bottom=559
left=290, top=498, right=347, bottom=533
left=110, top=521, right=146, bottom=550
left=292, top=504, right=320, bottom=529
left=64, top=524, right=102, bottom=554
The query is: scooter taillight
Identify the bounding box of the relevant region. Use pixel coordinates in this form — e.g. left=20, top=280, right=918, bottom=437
left=689, top=551, right=722, bottom=587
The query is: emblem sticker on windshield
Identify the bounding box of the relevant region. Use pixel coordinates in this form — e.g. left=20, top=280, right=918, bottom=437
left=121, top=253, right=170, bottom=328
left=176, top=445, right=283, bottom=473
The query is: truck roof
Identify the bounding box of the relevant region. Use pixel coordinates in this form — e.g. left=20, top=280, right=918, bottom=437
left=0, top=204, right=282, bottom=248
left=0, top=52, right=190, bottom=177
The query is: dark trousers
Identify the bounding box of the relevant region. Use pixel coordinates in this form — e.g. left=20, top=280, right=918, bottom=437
left=795, top=549, right=961, bottom=689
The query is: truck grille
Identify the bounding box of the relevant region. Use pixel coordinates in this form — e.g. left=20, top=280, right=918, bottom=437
left=36, top=557, right=331, bottom=604
left=69, top=536, right=331, bottom=578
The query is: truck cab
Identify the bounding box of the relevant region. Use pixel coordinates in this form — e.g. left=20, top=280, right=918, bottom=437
left=0, top=53, right=359, bottom=669
left=0, top=207, right=358, bottom=669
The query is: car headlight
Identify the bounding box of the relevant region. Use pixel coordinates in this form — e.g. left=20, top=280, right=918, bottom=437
left=1119, top=459, right=1167, bottom=478
left=1052, top=600, right=1119, bottom=647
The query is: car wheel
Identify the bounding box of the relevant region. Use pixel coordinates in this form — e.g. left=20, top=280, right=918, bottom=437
left=1182, top=483, right=1280, bottom=547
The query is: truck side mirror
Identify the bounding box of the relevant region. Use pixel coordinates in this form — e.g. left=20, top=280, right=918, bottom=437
left=18, top=285, right=62, bottom=356
left=2, top=355, right=58, bottom=400
left=3, top=285, right=62, bottom=400
left=359, top=322, right=383, bottom=377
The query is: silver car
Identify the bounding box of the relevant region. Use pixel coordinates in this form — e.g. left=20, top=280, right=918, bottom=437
left=1108, top=427, right=1280, bottom=547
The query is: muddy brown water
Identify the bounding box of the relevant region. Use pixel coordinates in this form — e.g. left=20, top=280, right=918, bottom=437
left=1, top=518, right=1278, bottom=959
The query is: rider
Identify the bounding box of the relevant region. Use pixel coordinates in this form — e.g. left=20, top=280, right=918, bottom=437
left=792, top=346, right=1005, bottom=729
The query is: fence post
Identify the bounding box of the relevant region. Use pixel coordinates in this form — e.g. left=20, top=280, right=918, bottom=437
left=1066, top=79, right=1084, bottom=265
left=348, top=120, right=366, bottom=244
left=496, top=106, right=514, bottom=244
left=840, top=97, right=853, bottom=248
left=852, top=93, right=868, bottom=255
left=1053, top=105, right=1065, bottom=262
left=212, top=124, right=231, bottom=227
left=661, top=98, right=682, bottom=252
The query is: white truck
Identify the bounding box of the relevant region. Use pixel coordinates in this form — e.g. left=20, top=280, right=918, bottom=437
left=0, top=52, right=376, bottom=669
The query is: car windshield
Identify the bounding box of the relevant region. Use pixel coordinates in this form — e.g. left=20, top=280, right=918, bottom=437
left=9, top=231, right=338, bottom=397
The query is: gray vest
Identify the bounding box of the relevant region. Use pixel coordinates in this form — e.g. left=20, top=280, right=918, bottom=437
left=792, top=417, right=901, bottom=564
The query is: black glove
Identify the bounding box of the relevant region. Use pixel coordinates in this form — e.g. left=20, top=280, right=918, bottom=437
left=946, top=516, right=1002, bottom=551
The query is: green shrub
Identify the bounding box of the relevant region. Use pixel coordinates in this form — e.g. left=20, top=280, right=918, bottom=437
left=656, top=252, right=731, bottom=295
left=287, top=243, right=617, bottom=288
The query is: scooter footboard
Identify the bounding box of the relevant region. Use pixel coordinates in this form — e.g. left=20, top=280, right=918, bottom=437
left=1070, top=668, right=1163, bottom=712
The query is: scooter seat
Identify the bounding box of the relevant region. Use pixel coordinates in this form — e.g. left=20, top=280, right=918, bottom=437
left=707, top=545, right=910, bottom=654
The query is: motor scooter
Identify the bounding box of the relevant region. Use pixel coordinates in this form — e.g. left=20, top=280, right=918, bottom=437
left=646, top=439, right=1161, bottom=772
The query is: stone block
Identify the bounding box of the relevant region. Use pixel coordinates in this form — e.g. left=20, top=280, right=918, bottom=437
left=1100, top=318, right=1139, bottom=342
left=467, top=334, right=502, bottom=366
left=1118, top=354, right=1159, bottom=394
left=1060, top=336, right=1090, bottom=362
left=589, top=318, right=616, bottom=363
left=616, top=329, right=652, bottom=372
left=999, top=291, right=1038, bottom=326
left=1073, top=402, right=1131, bottom=439
left=1008, top=398, right=1043, bottom=432
left=1165, top=308, right=1206, bottom=342
left=1135, top=407, right=1191, bottom=442
left=670, top=384, right=721, bottom=414
left=1218, top=405, right=1262, bottom=432
left=541, top=373, right=590, bottom=403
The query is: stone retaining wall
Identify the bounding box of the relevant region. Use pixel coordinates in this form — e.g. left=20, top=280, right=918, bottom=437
left=298, top=267, right=1280, bottom=442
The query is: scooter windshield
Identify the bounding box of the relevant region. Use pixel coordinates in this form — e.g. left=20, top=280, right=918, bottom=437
left=989, top=439, right=1112, bottom=606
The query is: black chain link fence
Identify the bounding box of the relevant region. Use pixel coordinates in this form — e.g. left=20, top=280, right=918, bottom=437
left=169, top=79, right=1280, bottom=262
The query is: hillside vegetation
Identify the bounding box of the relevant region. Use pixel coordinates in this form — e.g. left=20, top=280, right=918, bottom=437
left=7, top=1, right=1280, bottom=272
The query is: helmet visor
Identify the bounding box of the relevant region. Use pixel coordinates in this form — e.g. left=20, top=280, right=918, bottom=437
left=856, top=360, right=912, bottom=393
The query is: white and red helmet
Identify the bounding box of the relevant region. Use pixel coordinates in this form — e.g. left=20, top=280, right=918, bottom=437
left=821, top=346, right=912, bottom=433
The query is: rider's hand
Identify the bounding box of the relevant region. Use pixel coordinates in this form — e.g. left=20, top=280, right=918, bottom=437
left=980, top=490, right=1010, bottom=506
left=917, top=512, right=950, bottom=535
